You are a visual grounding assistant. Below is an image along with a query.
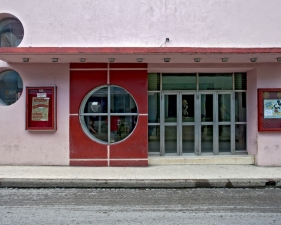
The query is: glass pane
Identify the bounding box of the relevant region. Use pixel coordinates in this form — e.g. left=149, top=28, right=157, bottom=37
left=165, top=95, right=177, bottom=122
left=165, top=126, right=177, bottom=153
left=81, top=86, right=138, bottom=144
left=148, top=125, right=160, bottom=153
left=219, top=125, right=231, bottom=153
left=236, top=124, right=246, bottom=150
left=0, top=70, right=23, bottom=106
left=182, top=126, right=194, bottom=153
left=110, top=86, right=137, bottom=113
left=235, top=73, right=247, bottom=90
left=235, top=92, right=247, bottom=122
left=148, top=73, right=160, bottom=91
left=110, top=116, right=137, bottom=143
left=201, top=94, right=213, bottom=122
left=0, top=18, right=24, bottom=47
left=262, top=92, right=281, bottom=129
left=182, top=95, right=195, bottom=122
left=199, top=73, right=232, bottom=90
left=201, top=125, right=213, bottom=153
left=148, top=93, right=160, bottom=123
left=84, top=87, right=108, bottom=113
left=84, top=116, right=108, bottom=143
left=218, top=94, right=231, bottom=122
left=162, top=74, right=196, bottom=90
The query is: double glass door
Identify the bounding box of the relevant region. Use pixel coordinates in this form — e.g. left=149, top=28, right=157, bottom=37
left=161, top=92, right=234, bottom=155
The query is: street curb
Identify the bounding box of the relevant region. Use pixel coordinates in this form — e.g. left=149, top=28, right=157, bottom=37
left=1, top=178, right=280, bottom=188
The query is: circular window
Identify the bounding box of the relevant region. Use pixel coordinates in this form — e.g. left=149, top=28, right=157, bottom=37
left=0, top=70, right=23, bottom=106
left=80, top=85, right=138, bottom=144
left=0, top=17, right=24, bottom=47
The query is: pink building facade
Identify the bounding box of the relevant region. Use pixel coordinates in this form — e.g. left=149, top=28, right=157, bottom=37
left=1, top=0, right=281, bottom=166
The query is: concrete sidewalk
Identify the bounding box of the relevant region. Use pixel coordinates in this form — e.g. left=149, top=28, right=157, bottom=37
left=0, top=165, right=281, bottom=188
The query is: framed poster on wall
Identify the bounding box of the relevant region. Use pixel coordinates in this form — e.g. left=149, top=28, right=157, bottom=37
left=258, top=88, right=281, bottom=131
left=26, top=86, right=57, bottom=131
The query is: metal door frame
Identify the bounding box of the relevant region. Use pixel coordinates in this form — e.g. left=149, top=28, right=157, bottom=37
left=161, top=91, right=235, bottom=156
left=160, top=92, right=179, bottom=156
left=180, top=92, right=197, bottom=155
left=161, top=91, right=197, bottom=156
left=198, top=91, right=235, bottom=155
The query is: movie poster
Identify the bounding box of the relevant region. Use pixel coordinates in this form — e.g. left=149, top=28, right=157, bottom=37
left=264, top=99, right=281, bottom=118
left=31, top=97, right=49, bottom=121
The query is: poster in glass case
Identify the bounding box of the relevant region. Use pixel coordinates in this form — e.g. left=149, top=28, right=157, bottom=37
left=264, top=99, right=281, bottom=118
left=31, top=97, right=50, bottom=121
left=26, top=86, right=57, bottom=131
left=258, top=89, right=281, bottom=131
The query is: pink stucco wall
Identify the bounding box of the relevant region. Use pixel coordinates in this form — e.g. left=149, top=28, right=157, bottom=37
left=1, top=0, right=281, bottom=166
left=1, top=62, right=281, bottom=166
left=1, top=0, right=281, bottom=48
left=0, top=64, right=69, bottom=165
left=255, top=64, right=281, bottom=166
left=229, top=63, right=281, bottom=166
left=246, top=69, right=257, bottom=157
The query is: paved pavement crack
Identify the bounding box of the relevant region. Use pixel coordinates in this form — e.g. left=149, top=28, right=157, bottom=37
left=75, top=168, right=83, bottom=179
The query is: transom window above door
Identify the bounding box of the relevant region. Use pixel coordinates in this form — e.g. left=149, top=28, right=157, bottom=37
left=148, top=73, right=246, bottom=91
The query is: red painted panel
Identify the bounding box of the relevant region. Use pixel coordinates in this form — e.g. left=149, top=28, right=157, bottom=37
left=70, top=65, right=148, bottom=166
left=109, top=63, right=147, bottom=69
left=70, top=70, right=107, bottom=114
left=70, top=160, right=108, bottom=167
left=110, top=70, right=148, bottom=114
left=70, top=116, right=107, bottom=159
left=110, top=160, right=148, bottom=167
left=70, top=63, right=107, bottom=69
left=110, top=116, right=148, bottom=159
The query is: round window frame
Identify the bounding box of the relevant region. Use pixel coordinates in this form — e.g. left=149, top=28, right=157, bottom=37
left=0, top=16, right=24, bottom=47
left=0, top=69, right=23, bottom=106
left=79, top=85, right=139, bottom=145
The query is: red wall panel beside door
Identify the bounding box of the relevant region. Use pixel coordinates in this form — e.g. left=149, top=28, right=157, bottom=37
left=110, top=70, right=148, bottom=114
left=70, top=70, right=107, bottom=114
left=110, top=70, right=148, bottom=160
left=69, top=63, right=148, bottom=167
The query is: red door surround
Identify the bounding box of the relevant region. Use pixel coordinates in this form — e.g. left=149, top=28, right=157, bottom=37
left=69, top=63, right=148, bottom=167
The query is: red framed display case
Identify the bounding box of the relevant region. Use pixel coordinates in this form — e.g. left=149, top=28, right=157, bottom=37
left=258, top=88, right=281, bottom=132
left=26, top=86, right=57, bottom=131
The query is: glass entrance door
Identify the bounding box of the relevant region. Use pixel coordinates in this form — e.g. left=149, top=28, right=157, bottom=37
left=181, top=93, right=196, bottom=154
left=199, top=92, right=234, bottom=155
left=161, top=91, right=234, bottom=156
left=161, top=93, right=179, bottom=155
left=161, top=92, right=196, bottom=155
left=149, top=72, right=246, bottom=156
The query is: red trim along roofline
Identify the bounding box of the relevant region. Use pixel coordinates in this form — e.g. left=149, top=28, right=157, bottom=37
left=1, top=47, right=281, bottom=55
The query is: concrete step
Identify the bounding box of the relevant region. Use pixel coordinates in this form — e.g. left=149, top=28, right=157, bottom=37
left=148, top=155, right=255, bottom=165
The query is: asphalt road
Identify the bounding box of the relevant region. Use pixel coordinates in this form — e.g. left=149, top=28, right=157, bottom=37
left=1, top=188, right=281, bottom=225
